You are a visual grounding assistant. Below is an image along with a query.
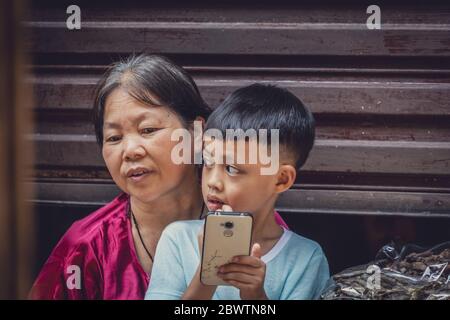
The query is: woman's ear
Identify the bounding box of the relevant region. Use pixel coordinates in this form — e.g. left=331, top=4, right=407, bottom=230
left=274, top=165, right=297, bottom=194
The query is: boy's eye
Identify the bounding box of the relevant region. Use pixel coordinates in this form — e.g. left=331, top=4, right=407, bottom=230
left=105, top=135, right=122, bottom=143
left=225, top=165, right=239, bottom=175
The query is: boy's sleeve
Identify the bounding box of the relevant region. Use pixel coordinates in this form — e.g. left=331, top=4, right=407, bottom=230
left=283, top=247, right=330, bottom=300
left=145, top=223, right=187, bottom=300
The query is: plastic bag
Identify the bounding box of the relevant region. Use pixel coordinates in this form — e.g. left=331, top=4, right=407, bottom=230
left=321, top=241, right=450, bottom=300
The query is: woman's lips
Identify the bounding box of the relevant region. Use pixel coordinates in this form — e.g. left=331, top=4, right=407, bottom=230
left=128, top=171, right=152, bottom=182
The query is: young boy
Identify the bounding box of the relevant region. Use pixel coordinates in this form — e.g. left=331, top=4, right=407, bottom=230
left=145, top=84, right=330, bottom=300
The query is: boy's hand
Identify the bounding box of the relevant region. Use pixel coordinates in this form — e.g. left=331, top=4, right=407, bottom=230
left=218, top=243, right=268, bottom=300
left=217, top=204, right=233, bottom=212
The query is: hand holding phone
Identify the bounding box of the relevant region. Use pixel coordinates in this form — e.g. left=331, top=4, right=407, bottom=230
left=200, top=211, right=253, bottom=286
left=217, top=242, right=268, bottom=300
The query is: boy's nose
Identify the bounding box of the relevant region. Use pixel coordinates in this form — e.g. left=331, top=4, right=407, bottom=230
left=206, top=167, right=224, bottom=192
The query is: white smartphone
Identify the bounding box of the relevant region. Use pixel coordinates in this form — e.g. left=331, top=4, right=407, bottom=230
left=200, top=211, right=253, bottom=286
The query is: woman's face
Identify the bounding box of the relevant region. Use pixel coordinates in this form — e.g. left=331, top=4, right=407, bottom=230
left=102, top=88, right=194, bottom=204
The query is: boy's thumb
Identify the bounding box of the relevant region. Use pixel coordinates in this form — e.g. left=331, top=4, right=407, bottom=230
left=251, top=243, right=262, bottom=259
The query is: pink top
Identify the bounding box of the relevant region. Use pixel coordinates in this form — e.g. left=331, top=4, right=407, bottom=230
left=29, top=193, right=289, bottom=300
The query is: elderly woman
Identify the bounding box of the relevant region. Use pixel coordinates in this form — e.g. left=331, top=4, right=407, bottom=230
left=29, top=54, right=287, bottom=299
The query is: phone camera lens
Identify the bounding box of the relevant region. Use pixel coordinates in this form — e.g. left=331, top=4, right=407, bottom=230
left=224, top=221, right=234, bottom=229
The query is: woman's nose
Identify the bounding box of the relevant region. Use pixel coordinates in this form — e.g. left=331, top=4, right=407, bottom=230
left=122, top=137, right=146, bottom=161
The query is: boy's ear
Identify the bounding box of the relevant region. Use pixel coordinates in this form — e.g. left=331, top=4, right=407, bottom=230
left=274, top=165, right=297, bottom=194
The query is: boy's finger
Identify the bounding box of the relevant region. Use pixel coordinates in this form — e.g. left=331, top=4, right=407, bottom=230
left=251, top=243, right=262, bottom=259
left=231, top=255, right=264, bottom=268
left=223, top=279, right=259, bottom=292
left=218, top=263, right=260, bottom=276
left=223, top=279, right=247, bottom=290
left=218, top=272, right=254, bottom=285
left=221, top=205, right=233, bottom=212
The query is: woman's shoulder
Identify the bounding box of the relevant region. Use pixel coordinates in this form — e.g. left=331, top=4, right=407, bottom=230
left=52, top=193, right=130, bottom=257
left=29, top=193, right=133, bottom=299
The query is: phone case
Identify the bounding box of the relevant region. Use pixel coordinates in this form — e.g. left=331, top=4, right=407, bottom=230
left=200, top=212, right=253, bottom=286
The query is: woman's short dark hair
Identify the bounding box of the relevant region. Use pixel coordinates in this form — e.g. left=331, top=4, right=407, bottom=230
left=92, top=54, right=211, bottom=146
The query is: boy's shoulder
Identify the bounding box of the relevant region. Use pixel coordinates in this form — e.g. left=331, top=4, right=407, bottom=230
left=283, top=229, right=326, bottom=260
left=163, top=219, right=204, bottom=239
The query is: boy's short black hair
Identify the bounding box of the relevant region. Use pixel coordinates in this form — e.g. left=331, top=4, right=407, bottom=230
left=205, top=83, right=315, bottom=171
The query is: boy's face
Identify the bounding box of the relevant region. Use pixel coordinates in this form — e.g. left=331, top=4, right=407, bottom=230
left=201, top=138, right=280, bottom=217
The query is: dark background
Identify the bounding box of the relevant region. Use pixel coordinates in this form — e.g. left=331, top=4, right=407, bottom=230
left=26, top=1, right=450, bottom=277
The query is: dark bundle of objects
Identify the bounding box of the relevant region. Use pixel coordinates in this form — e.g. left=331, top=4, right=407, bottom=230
left=322, top=242, right=450, bottom=300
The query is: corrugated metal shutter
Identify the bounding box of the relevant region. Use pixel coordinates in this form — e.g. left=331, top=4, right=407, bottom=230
left=27, top=2, right=450, bottom=274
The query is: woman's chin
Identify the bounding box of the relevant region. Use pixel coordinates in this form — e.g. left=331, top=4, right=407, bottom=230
left=129, top=190, right=160, bottom=203
left=126, top=183, right=158, bottom=200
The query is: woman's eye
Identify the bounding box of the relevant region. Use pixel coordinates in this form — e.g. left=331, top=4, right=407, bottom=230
left=225, top=165, right=239, bottom=175
left=141, top=128, right=158, bottom=135
left=105, top=135, right=121, bottom=143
